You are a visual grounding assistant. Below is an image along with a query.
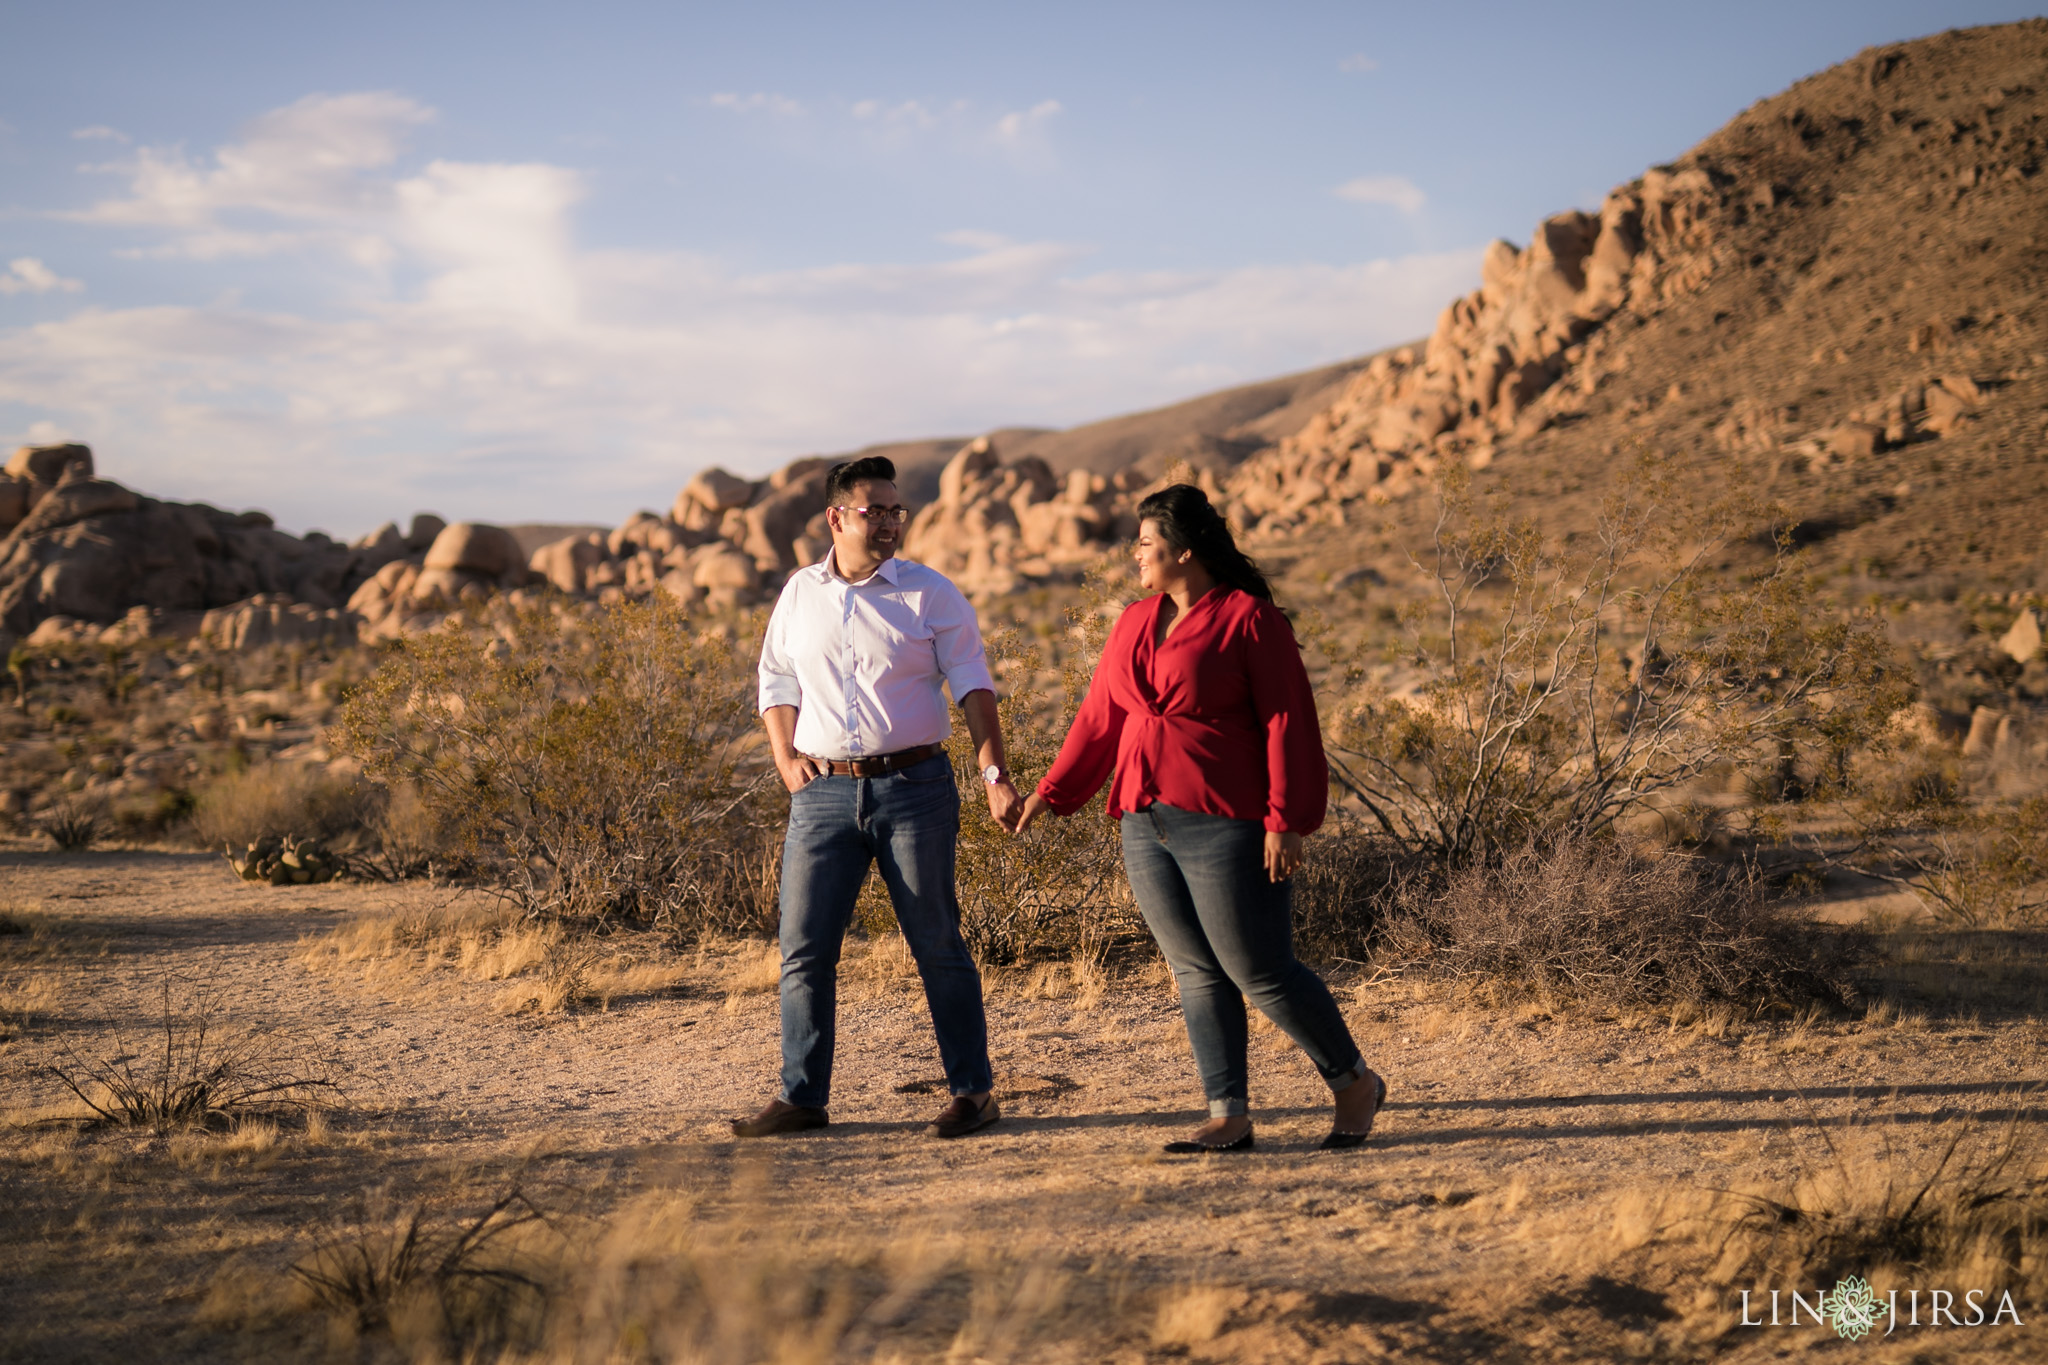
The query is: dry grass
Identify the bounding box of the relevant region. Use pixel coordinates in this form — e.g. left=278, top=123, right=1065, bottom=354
left=1703, top=1110, right=2048, bottom=1298
left=0, top=968, right=63, bottom=1043
left=189, top=761, right=369, bottom=851
left=297, top=901, right=690, bottom=1016
left=1151, top=1284, right=1244, bottom=1347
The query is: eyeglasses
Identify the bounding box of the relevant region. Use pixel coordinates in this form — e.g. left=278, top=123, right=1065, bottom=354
left=842, top=505, right=910, bottom=525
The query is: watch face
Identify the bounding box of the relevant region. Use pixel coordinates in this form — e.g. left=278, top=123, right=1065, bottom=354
left=982, top=765, right=1003, bottom=784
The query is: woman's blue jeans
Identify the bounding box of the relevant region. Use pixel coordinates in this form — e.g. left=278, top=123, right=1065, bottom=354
left=1121, top=802, right=1365, bottom=1118
left=776, top=755, right=993, bottom=1109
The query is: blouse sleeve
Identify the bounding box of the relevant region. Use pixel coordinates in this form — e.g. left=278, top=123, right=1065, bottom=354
left=1244, top=602, right=1328, bottom=834
left=1035, top=611, right=1133, bottom=815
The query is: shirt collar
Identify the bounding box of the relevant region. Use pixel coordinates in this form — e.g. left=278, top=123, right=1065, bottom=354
left=816, top=548, right=903, bottom=587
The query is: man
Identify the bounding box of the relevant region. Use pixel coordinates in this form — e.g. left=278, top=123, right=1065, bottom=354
left=735, top=455, right=1022, bottom=1140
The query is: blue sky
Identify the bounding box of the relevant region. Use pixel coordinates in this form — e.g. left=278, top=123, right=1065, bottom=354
left=1, top=1, right=2037, bottom=537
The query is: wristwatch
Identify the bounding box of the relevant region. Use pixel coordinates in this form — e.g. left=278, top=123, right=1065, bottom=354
left=981, top=764, right=1007, bottom=786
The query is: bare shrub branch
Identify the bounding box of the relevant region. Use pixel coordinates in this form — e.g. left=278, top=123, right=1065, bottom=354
left=31, top=978, right=342, bottom=1133
left=1374, top=840, right=1866, bottom=1011
left=1327, top=456, right=1910, bottom=866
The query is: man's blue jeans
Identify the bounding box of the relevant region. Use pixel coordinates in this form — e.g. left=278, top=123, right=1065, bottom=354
left=777, top=754, right=993, bottom=1109
left=1121, top=802, right=1365, bottom=1118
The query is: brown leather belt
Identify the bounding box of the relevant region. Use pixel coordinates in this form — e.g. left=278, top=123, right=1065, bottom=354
left=814, top=743, right=946, bottom=777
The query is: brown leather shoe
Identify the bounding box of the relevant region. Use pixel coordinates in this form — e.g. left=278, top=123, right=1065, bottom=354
left=928, top=1092, right=999, bottom=1139
left=730, top=1098, right=828, bottom=1138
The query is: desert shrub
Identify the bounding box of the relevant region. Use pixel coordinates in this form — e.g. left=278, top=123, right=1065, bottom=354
left=189, top=761, right=369, bottom=850
left=292, top=1188, right=549, bottom=1355
left=338, top=596, right=768, bottom=932
left=35, top=792, right=105, bottom=851
left=1707, top=1112, right=2048, bottom=1302
left=1815, top=735, right=2048, bottom=926
left=353, top=781, right=469, bottom=881
left=110, top=785, right=197, bottom=840
left=1326, top=458, right=1910, bottom=866
left=1289, top=817, right=1420, bottom=963
left=33, top=979, right=341, bottom=1133
left=942, top=626, right=1140, bottom=965
left=1373, top=839, right=1864, bottom=1011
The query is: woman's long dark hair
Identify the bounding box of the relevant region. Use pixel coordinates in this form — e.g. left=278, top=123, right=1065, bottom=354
left=1135, top=484, right=1275, bottom=604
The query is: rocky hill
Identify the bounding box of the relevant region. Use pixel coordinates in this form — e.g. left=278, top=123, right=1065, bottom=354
left=4, top=20, right=2043, bottom=653
left=1258, top=16, right=2048, bottom=598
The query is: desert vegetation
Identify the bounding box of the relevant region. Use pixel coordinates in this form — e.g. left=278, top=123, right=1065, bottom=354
left=5, top=20, right=2048, bottom=1359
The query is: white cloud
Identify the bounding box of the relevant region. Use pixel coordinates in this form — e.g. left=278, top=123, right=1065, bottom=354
left=1, top=91, right=1480, bottom=534
left=1338, top=53, right=1379, bottom=74
left=0, top=258, right=84, bottom=295
left=707, top=92, right=805, bottom=117
left=993, top=99, right=1061, bottom=142
left=69, top=91, right=433, bottom=238
left=1335, top=175, right=1425, bottom=214
left=71, top=125, right=131, bottom=143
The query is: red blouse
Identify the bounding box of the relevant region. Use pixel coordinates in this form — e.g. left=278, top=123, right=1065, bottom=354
left=1036, top=588, right=1327, bottom=834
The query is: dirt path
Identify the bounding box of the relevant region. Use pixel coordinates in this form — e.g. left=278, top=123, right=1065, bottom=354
left=4, top=849, right=2045, bottom=1362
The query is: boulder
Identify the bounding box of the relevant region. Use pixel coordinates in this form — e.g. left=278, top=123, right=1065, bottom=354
left=742, top=468, right=831, bottom=576
left=608, top=511, right=684, bottom=558
left=770, top=457, right=832, bottom=490
left=530, top=532, right=609, bottom=594
left=9, top=478, right=141, bottom=539
left=658, top=567, right=702, bottom=604
left=692, top=546, right=759, bottom=592
left=2000, top=608, right=2042, bottom=664
left=0, top=475, right=28, bottom=532
left=1821, top=422, right=1886, bottom=459
left=674, top=467, right=756, bottom=526
left=1922, top=382, right=1973, bottom=435
left=406, top=513, right=449, bottom=552
left=1961, top=705, right=2003, bottom=758
left=422, top=522, right=525, bottom=585
left=200, top=595, right=357, bottom=650
left=5, top=443, right=93, bottom=485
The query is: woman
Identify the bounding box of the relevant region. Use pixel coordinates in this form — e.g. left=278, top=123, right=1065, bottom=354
left=1015, top=484, right=1385, bottom=1152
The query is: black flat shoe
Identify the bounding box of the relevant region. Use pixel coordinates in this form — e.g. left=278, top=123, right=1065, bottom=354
left=1163, top=1125, right=1255, bottom=1154
left=1319, top=1073, right=1388, bottom=1151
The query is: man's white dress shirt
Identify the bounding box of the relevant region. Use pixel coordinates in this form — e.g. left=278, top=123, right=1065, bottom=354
left=757, top=551, right=995, bottom=761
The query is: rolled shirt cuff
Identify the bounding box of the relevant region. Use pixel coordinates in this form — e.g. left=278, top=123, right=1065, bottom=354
left=944, top=664, right=996, bottom=704
left=757, top=679, right=803, bottom=713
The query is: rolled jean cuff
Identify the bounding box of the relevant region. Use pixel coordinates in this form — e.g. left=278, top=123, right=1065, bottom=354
left=1208, top=1097, right=1249, bottom=1118
left=1325, top=1056, right=1369, bottom=1093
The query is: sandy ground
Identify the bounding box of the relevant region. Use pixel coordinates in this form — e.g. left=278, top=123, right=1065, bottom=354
left=3, top=849, right=2046, bottom=1362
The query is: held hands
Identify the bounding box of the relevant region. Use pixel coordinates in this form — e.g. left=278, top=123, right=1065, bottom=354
left=1264, top=829, right=1303, bottom=883
left=985, top=778, right=1024, bottom=832
left=1012, top=790, right=1053, bottom=834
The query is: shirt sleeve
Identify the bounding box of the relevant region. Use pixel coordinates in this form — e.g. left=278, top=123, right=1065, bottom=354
left=927, top=576, right=996, bottom=702
left=1036, top=611, right=1132, bottom=815
left=1244, top=602, right=1328, bottom=834
left=756, top=580, right=803, bottom=713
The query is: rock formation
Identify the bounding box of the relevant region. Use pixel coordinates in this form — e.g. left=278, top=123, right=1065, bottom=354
left=901, top=437, right=1152, bottom=596
left=1226, top=20, right=2048, bottom=579
left=8, top=22, right=2045, bottom=641
left=0, top=444, right=370, bottom=648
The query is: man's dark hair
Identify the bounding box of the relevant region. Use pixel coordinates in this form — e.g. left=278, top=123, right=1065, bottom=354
left=825, top=456, right=897, bottom=506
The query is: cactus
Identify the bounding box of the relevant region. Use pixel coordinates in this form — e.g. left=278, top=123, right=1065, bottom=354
left=224, top=834, right=340, bottom=885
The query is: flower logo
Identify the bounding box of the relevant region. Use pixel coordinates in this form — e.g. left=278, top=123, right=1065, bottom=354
left=1823, top=1276, right=1882, bottom=1341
